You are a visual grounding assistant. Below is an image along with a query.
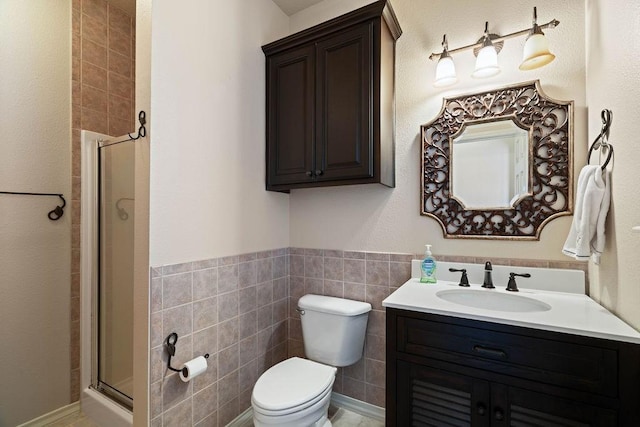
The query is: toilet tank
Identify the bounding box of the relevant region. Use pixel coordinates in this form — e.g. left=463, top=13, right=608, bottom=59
left=297, top=294, right=372, bottom=367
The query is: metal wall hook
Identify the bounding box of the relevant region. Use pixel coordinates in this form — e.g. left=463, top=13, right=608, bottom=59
left=600, top=109, right=612, bottom=145
left=99, top=110, right=148, bottom=148
left=588, top=109, right=614, bottom=170
left=128, top=111, right=147, bottom=141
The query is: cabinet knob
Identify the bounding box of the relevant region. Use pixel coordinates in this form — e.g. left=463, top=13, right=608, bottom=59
left=315, top=169, right=324, bottom=176
left=306, top=171, right=313, bottom=177
left=476, top=403, right=486, bottom=416
left=494, top=408, right=504, bottom=421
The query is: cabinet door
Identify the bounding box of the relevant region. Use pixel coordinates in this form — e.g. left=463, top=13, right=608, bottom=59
left=396, top=360, right=491, bottom=427
left=491, top=383, right=617, bottom=427
left=266, top=44, right=315, bottom=188
left=315, top=23, right=374, bottom=181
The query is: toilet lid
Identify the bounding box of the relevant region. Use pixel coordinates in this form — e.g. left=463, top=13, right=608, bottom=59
left=252, top=357, right=337, bottom=413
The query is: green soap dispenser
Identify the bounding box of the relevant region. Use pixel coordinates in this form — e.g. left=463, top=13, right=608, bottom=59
left=420, top=244, right=437, bottom=283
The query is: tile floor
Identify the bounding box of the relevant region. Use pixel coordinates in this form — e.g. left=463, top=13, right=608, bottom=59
left=48, top=406, right=383, bottom=426
left=329, top=407, right=384, bottom=427
left=45, top=411, right=99, bottom=427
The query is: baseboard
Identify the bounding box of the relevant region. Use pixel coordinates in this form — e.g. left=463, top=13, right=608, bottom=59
left=227, top=406, right=254, bottom=427
left=16, top=402, right=80, bottom=427
left=330, top=392, right=385, bottom=421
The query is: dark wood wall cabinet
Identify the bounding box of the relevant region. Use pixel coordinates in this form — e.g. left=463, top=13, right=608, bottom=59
left=386, top=308, right=640, bottom=426
left=262, top=0, right=401, bottom=192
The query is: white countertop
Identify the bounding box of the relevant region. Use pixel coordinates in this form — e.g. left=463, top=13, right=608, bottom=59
left=383, top=278, right=640, bottom=344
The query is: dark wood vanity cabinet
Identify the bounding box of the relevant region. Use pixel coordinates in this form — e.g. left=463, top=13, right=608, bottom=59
left=262, top=1, right=401, bottom=192
left=386, top=308, right=640, bottom=426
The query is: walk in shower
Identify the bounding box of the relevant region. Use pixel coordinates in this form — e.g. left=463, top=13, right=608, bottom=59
left=81, top=130, right=137, bottom=426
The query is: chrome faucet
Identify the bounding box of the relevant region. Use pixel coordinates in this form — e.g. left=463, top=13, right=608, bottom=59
left=482, top=261, right=495, bottom=289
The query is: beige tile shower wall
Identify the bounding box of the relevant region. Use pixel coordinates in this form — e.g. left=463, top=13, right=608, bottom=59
left=288, top=249, right=413, bottom=408
left=70, top=0, right=136, bottom=401
left=150, top=249, right=289, bottom=426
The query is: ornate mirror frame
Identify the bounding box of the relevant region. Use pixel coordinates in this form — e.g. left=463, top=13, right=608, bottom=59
left=420, top=80, right=573, bottom=240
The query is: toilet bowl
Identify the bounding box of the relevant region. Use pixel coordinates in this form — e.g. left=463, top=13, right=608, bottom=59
left=251, top=295, right=372, bottom=427
left=252, top=357, right=336, bottom=427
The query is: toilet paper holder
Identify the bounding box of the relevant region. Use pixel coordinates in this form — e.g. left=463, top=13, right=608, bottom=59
left=165, top=332, right=209, bottom=373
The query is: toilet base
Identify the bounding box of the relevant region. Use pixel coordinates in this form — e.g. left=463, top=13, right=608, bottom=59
left=252, top=386, right=333, bottom=427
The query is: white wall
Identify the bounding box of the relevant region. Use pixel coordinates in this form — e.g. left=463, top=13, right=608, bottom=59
left=0, top=1, right=71, bottom=425
left=287, top=0, right=586, bottom=260
left=585, top=0, right=640, bottom=330
left=149, top=0, right=291, bottom=266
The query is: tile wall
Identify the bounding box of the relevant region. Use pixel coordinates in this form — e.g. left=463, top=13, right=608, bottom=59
left=70, top=0, right=136, bottom=401
left=151, top=249, right=587, bottom=426
left=287, top=249, right=413, bottom=408
left=150, top=249, right=290, bottom=427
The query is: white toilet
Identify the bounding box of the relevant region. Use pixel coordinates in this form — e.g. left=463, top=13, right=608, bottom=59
left=251, top=294, right=372, bottom=427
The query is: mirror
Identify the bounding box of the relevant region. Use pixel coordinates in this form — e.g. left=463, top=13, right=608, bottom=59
left=421, top=80, right=573, bottom=240
left=451, top=118, right=529, bottom=209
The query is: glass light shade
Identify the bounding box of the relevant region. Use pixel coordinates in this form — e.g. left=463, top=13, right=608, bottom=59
left=472, top=44, right=500, bottom=78
left=434, top=55, right=457, bottom=87
left=519, top=33, right=556, bottom=70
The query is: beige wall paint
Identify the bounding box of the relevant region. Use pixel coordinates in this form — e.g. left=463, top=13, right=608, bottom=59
left=0, top=1, right=71, bottom=425
left=149, top=0, right=291, bottom=267
left=585, top=0, right=640, bottom=330
left=287, top=0, right=587, bottom=261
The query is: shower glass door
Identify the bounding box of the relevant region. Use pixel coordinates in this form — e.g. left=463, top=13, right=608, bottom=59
left=96, top=137, right=135, bottom=409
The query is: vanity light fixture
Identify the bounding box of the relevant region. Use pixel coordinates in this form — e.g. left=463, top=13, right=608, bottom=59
left=429, top=7, right=559, bottom=87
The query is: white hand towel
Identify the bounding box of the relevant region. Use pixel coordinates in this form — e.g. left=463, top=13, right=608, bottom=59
left=562, top=165, right=611, bottom=264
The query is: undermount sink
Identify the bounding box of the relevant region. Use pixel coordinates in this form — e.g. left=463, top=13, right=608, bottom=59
left=436, top=289, right=552, bottom=313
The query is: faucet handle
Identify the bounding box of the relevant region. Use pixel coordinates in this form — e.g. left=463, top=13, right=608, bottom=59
left=449, top=268, right=470, bottom=287
left=506, top=272, right=531, bottom=292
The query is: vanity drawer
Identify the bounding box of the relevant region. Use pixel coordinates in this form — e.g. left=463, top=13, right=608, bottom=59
left=396, top=315, right=619, bottom=397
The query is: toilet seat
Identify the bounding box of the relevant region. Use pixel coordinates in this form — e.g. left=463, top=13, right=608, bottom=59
left=252, top=357, right=337, bottom=416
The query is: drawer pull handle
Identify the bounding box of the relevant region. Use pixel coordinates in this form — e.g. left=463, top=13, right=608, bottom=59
left=473, top=345, right=507, bottom=359
left=494, top=407, right=504, bottom=421
left=476, top=402, right=486, bottom=416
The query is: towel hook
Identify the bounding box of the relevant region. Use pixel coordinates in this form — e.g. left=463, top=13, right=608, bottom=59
left=587, top=109, right=614, bottom=170
left=128, top=111, right=147, bottom=141
left=47, top=194, right=66, bottom=221
left=599, top=109, right=612, bottom=146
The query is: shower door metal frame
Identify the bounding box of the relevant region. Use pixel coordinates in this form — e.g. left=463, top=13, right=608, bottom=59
left=91, top=137, right=134, bottom=411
